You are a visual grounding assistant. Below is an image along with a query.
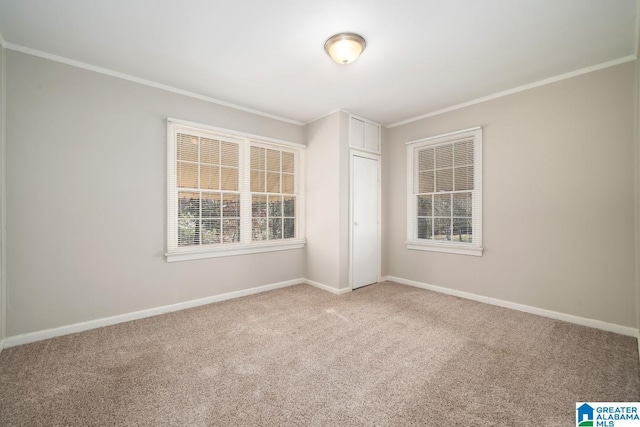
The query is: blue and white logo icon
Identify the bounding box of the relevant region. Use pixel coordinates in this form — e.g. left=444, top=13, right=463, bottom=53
left=577, top=403, right=594, bottom=426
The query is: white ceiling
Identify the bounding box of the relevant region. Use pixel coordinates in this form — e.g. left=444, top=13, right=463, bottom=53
left=0, top=0, right=636, bottom=126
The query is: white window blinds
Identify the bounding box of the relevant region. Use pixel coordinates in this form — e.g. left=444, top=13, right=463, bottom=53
left=169, top=127, right=242, bottom=252
left=167, top=120, right=305, bottom=261
left=406, top=127, right=483, bottom=256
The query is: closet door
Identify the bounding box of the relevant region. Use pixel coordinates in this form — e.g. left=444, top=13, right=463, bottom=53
left=351, top=153, right=380, bottom=289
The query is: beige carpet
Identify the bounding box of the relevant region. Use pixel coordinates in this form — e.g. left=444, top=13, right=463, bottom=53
left=0, top=282, right=638, bottom=426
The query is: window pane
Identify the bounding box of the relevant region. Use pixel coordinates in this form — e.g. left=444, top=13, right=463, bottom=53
left=434, top=194, right=451, bottom=217
left=221, top=141, right=239, bottom=167
left=222, top=219, right=240, bottom=243
left=221, top=167, right=238, bottom=191
left=283, top=196, right=295, bottom=217
left=282, top=152, right=294, bottom=174
left=200, top=138, right=220, bottom=165
left=435, top=168, right=453, bottom=192
left=179, top=218, right=199, bottom=246
left=267, top=149, right=280, bottom=172
left=177, top=133, right=198, bottom=162
left=252, top=195, right=267, bottom=217
left=251, top=146, right=265, bottom=170
left=177, top=161, right=198, bottom=188
left=434, top=218, right=451, bottom=240
left=419, top=171, right=434, bottom=193
left=268, top=195, right=282, bottom=217
left=178, top=192, right=199, bottom=217
left=417, top=217, right=432, bottom=239
left=453, top=218, right=472, bottom=242
left=452, top=193, right=472, bottom=217
left=251, top=170, right=265, bottom=192
left=199, top=165, right=219, bottom=190
left=283, top=218, right=295, bottom=239
left=418, top=147, right=434, bottom=171
left=201, top=193, right=221, bottom=218
left=201, top=219, right=221, bottom=244
left=454, top=165, right=474, bottom=191
left=176, top=190, right=211, bottom=247
left=222, top=194, right=240, bottom=217
left=267, top=172, right=280, bottom=193
left=435, top=145, right=453, bottom=168
left=417, top=195, right=432, bottom=217
left=252, top=218, right=267, bottom=241
left=282, top=174, right=294, bottom=194
left=269, top=218, right=283, bottom=240
left=454, top=140, right=473, bottom=166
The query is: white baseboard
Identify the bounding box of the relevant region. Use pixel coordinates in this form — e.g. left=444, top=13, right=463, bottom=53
left=304, top=278, right=352, bottom=295
left=2, top=278, right=305, bottom=348
left=382, top=275, right=639, bottom=338
left=3, top=275, right=635, bottom=350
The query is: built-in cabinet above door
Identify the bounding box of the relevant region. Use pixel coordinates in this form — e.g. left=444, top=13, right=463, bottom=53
left=349, top=115, right=380, bottom=154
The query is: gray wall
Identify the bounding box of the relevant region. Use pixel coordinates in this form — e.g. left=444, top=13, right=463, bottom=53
left=304, top=112, right=341, bottom=289
left=338, top=111, right=350, bottom=290
left=5, top=51, right=305, bottom=336
left=384, top=62, right=637, bottom=327
left=636, top=58, right=640, bottom=333
left=0, top=43, right=5, bottom=340
left=304, top=111, right=351, bottom=291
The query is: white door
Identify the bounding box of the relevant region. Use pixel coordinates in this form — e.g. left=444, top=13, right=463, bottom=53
left=351, top=154, right=379, bottom=289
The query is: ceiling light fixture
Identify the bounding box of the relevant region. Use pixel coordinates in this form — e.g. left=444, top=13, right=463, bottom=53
left=324, top=33, right=366, bottom=64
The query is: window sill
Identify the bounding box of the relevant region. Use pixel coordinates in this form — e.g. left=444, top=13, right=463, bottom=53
left=406, top=240, right=483, bottom=257
left=166, top=240, right=306, bottom=262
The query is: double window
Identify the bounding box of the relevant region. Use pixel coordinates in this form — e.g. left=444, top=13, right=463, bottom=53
left=167, top=120, right=305, bottom=262
left=406, top=127, right=483, bottom=256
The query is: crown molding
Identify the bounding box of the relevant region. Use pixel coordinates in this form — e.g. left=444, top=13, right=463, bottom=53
left=2, top=42, right=305, bottom=127
left=2, top=40, right=636, bottom=133
left=387, top=54, right=638, bottom=128
left=304, top=108, right=349, bottom=126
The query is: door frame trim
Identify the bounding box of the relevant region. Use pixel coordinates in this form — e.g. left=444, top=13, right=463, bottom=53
left=349, top=150, right=382, bottom=290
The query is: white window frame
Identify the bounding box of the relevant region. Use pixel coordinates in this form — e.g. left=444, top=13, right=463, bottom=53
left=406, top=126, right=483, bottom=256
left=166, top=118, right=306, bottom=262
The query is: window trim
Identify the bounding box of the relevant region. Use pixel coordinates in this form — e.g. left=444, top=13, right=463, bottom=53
left=166, top=118, right=306, bottom=262
left=405, top=126, right=483, bottom=256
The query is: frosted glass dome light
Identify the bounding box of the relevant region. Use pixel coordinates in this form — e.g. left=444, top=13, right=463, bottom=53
left=324, top=33, right=366, bottom=64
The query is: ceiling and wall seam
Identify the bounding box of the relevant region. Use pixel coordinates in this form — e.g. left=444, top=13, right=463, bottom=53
left=2, top=42, right=305, bottom=127
left=303, top=108, right=349, bottom=126
left=387, top=55, right=637, bottom=128
left=0, top=40, right=636, bottom=132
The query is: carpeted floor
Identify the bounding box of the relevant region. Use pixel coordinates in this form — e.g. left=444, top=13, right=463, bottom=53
left=0, top=281, right=638, bottom=426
